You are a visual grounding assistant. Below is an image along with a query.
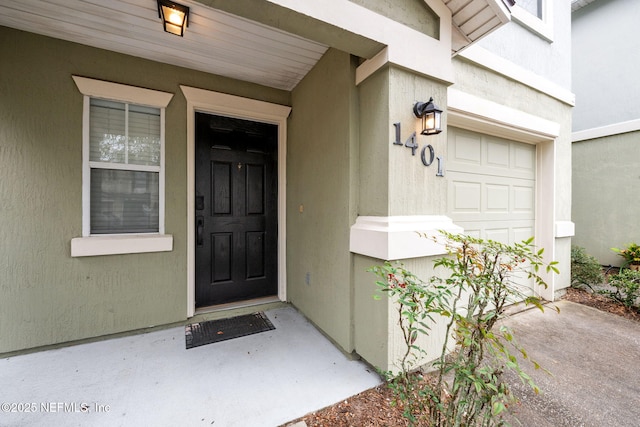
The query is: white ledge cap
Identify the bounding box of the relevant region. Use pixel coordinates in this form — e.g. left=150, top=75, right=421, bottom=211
left=350, top=215, right=463, bottom=260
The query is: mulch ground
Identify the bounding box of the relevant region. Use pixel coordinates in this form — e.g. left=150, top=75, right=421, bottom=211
left=283, top=285, right=639, bottom=427
left=562, top=286, right=640, bottom=322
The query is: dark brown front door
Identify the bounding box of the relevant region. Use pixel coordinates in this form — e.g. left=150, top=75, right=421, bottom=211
left=195, top=113, right=278, bottom=307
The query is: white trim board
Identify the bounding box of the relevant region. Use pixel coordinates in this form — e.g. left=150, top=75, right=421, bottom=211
left=447, top=88, right=560, bottom=143
left=180, top=86, right=291, bottom=318
left=350, top=216, right=463, bottom=260
left=572, top=119, right=640, bottom=142
left=457, top=45, right=574, bottom=107
left=71, top=235, right=173, bottom=257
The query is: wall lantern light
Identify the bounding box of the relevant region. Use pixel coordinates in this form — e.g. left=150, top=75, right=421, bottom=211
left=413, top=97, right=442, bottom=135
left=157, top=0, right=190, bottom=37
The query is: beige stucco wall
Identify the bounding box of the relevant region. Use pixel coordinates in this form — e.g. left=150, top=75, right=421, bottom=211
left=0, top=26, right=289, bottom=354
left=572, top=131, right=640, bottom=266
left=287, top=49, right=359, bottom=352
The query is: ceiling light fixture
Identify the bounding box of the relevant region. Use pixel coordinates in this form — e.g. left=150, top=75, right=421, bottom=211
left=157, top=0, right=190, bottom=37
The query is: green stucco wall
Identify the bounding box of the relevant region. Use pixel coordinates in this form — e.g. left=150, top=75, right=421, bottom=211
left=388, top=67, right=448, bottom=215
left=357, top=68, right=390, bottom=216
left=0, top=26, right=289, bottom=354
left=348, top=0, right=439, bottom=39
left=572, top=131, right=640, bottom=266
left=287, top=49, right=359, bottom=352
left=353, top=66, right=450, bottom=370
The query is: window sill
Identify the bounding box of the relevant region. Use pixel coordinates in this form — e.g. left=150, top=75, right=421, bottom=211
left=71, top=234, right=173, bottom=257
left=511, top=5, right=554, bottom=42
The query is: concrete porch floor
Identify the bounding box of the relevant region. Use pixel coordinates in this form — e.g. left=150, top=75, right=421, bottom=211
left=0, top=306, right=381, bottom=427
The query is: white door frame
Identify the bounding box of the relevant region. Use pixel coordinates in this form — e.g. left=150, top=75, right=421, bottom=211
left=180, top=86, right=291, bottom=317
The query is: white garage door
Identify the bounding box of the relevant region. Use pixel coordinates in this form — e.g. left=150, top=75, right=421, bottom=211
left=447, top=127, right=536, bottom=246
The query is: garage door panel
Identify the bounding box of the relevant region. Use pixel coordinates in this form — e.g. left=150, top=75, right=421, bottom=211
left=448, top=128, right=535, bottom=180
left=486, top=184, right=509, bottom=212
left=451, top=181, right=481, bottom=212
left=485, top=227, right=509, bottom=243
left=513, top=185, right=534, bottom=212
left=454, top=220, right=535, bottom=245
left=486, top=140, right=510, bottom=169
left=513, top=226, right=535, bottom=243
left=448, top=172, right=534, bottom=218
left=451, top=132, right=482, bottom=164
left=448, top=127, right=536, bottom=294
left=514, top=144, right=536, bottom=172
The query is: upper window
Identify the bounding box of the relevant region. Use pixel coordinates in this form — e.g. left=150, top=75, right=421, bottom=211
left=512, top=0, right=553, bottom=42
left=517, top=0, right=542, bottom=19
left=71, top=76, right=174, bottom=257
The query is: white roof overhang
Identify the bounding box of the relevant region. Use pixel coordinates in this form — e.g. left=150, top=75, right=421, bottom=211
left=445, top=0, right=515, bottom=55
left=0, top=0, right=329, bottom=91
left=0, top=0, right=514, bottom=90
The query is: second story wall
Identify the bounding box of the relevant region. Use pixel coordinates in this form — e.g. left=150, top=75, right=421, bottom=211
left=572, top=0, right=640, bottom=131
left=473, top=0, right=572, bottom=91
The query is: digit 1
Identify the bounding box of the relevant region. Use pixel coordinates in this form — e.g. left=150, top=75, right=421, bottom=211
left=392, top=123, right=402, bottom=145
left=436, top=156, right=444, bottom=177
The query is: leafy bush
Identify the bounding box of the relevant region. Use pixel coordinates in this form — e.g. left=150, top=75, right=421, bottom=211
left=570, top=246, right=604, bottom=290
left=611, top=243, right=640, bottom=268
left=370, top=232, right=559, bottom=426
left=600, top=269, right=640, bottom=311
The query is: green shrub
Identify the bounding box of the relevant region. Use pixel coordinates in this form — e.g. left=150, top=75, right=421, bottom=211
left=370, top=232, right=559, bottom=427
left=601, top=269, right=640, bottom=311
left=570, top=246, right=604, bottom=290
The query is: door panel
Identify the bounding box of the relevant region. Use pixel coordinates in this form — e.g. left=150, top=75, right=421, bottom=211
left=195, top=113, right=278, bottom=307
left=448, top=127, right=536, bottom=295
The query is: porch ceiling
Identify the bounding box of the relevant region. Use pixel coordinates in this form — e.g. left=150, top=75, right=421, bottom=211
left=0, top=0, right=329, bottom=91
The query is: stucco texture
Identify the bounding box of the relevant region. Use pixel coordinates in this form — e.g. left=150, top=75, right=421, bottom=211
left=572, top=0, right=640, bottom=131
left=286, top=49, right=359, bottom=353
left=0, top=26, right=289, bottom=353
left=572, top=131, right=640, bottom=266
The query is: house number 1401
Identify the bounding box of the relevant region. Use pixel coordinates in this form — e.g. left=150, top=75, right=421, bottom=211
left=392, top=123, right=444, bottom=176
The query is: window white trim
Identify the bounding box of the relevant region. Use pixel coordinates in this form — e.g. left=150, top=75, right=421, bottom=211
left=71, top=235, right=173, bottom=257
left=511, top=0, right=554, bottom=42
left=71, top=76, right=174, bottom=257
left=72, top=76, right=174, bottom=108
left=180, top=86, right=291, bottom=318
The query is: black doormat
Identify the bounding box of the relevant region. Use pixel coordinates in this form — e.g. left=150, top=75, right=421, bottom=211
left=185, top=312, right=275, bottom=349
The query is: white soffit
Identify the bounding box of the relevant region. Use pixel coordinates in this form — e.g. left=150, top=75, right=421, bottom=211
left=445, top=0, right=513, bottom=55
left=0, top=0, right=328, bottom=91
left=572, top=0, right=598, bottom=12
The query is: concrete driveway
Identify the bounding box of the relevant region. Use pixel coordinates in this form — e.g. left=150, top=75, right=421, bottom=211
left=503, top=300, right=640, bottom=426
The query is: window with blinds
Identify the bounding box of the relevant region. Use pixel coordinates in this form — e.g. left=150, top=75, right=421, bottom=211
left=89, top=99, right=161, bottom=234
